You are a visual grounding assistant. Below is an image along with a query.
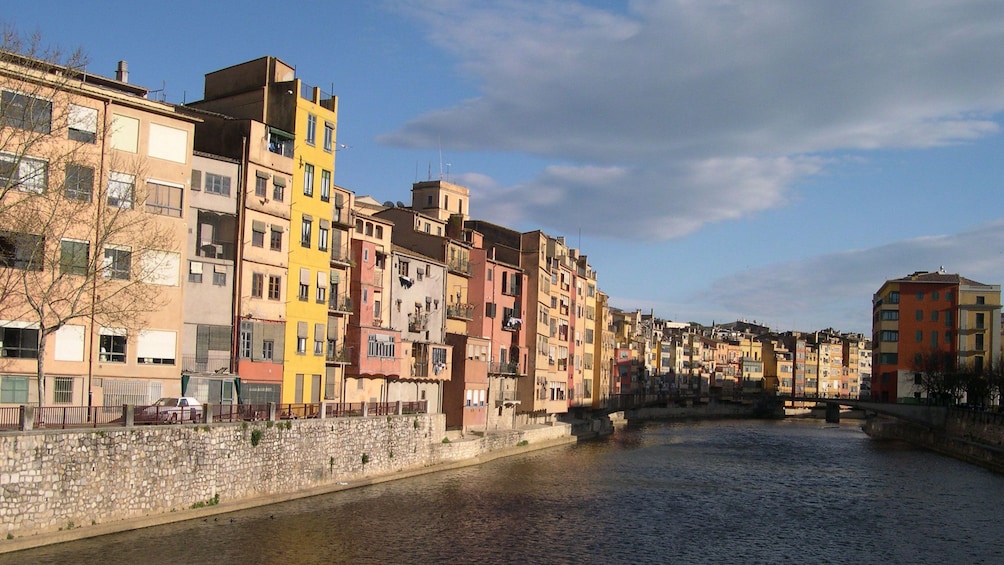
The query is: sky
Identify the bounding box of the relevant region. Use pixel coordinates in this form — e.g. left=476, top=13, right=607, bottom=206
left=7, top=0, right=1004, bottom=335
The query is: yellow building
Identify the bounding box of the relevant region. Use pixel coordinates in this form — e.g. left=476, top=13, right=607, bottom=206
left=283, top=83, right=339, bottom=403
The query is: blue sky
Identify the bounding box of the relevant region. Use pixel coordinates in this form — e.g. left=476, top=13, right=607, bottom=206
left=8, top=0, right=1004, bottom=335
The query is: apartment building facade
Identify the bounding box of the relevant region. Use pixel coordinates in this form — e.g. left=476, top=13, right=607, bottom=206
left=1, top=54, right=196, bottom=407
left=872, top=271, right=1002, bottom=403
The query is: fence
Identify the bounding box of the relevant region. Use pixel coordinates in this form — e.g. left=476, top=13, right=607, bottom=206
left=0, top=399, right=429, bottom=432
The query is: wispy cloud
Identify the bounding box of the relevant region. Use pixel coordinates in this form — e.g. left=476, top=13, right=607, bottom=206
left=382, top=0, right=1004, bottom=241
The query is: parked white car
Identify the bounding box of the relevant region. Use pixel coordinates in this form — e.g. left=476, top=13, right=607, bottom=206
left=138, top=397, right=203, bottom=423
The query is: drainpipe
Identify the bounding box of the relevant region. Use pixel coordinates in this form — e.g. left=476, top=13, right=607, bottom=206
left=230, top=135, right=248, bottom=376
left=86, top=98, right=111, bottom=412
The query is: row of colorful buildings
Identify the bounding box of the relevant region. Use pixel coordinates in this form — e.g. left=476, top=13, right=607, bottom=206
left=1, top=52, right=1001, bottom=432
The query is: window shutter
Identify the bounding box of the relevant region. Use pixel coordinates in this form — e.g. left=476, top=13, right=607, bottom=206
left=191, top=169, right=202, bottom=190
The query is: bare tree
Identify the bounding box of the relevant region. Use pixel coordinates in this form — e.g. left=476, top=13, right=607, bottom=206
left=913, top=350, right=963, bottom=406
left=1, top=30, right=176, bottom=404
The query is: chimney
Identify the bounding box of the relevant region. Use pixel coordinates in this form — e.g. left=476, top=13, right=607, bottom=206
left=116, top=60, right=129, bottom=83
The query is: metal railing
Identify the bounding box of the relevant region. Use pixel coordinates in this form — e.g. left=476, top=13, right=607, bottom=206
left=0, top=399, right=430, bottom=432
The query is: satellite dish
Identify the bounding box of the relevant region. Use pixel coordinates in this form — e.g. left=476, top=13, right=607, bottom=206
left=396, top=201, right=406, bottom=207
left=383, top=201, right=394, bottom=207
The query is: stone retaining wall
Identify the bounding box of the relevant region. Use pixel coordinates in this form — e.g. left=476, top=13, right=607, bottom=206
left=0, top=414, right=572, bottom=541
left=863, top=413, right=1004, bottom=474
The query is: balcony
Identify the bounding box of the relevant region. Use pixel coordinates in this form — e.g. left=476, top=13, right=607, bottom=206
left=447, top=303, right=475, bottom=321
left=182, top=354, right=230, bottom=374
left=330, top=245, right=352, bottom=266
left=325, top=344, right=353, bottom=365
left=447, top=258, right=472, bottom=276
left=495, top=390, right=521, bottom=407
left=329, top=294, right=353, bottom=314
left=488, top=361, right=522, bottom=375
left=408, top=313, right=429, bottom=333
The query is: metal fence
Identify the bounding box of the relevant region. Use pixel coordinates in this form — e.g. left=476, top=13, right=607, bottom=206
left=0, top=399, right=430, bottom=432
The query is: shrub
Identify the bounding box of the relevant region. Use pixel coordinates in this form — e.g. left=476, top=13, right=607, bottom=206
left=250, top=429, right=263, bottom=446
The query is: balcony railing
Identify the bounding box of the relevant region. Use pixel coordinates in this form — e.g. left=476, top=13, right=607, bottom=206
left=488, top=361, right=521, bottom=375
left=325, top=345, right=353, bottom=364
left=447, top=259, right=472, bottom=276
left=182, top=354, right=231, bottom=374
left=447, top=303, right=475, bottom=320
left=329, top=295, right=353, bottom=314
left=495, top=390, right=521, bottom=406
left=330, top=246, right=352, bottom=265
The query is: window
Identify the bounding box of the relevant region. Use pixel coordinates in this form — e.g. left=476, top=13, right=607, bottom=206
left=204, top=173, right=231, bottom=196
left=59, top=239, right=89, bottom=276
left=262, top=339, right=274, bottom=361
left=68, top=104, right=97, bottom=143
left=110, top=114, right=139, bottom=152
left=321, top=169, right=333, bottom=202
left=251, top=273, right=264, bottom=298
left=976, top=312, right=985, bottom=329
left=306, top=114, right=317, bottom=145
left=1, top=90, right=51, bottom=133
left=323, top=122, right=334, bottom=152
left=147, top=123, right=187, bottom=163
left=99, top=333, right=127, bottom=362
left=268, top=275, right=281, bottom=300
left=880, top=331, right=898, bottom=342
left=270, top=228, right=282, bottom=251
left=136, top=330, right=176, bottom=365
left=107, top=172, right=135, bottom=209
left=273, top=179, right=285, bottom=202
left=188, top=261, right=203, bottom=283
left=976, top=333, right=985, bottom=351
left=299, top=282, right=309, bottom=301
left=915, top=310, right=923, bottom=321
left=318, top=225, right=328, bottom=252
left=103, top=246, right=131, bottom=280
left=931, top=331, right=938, bottom=348
left=916, top=292, right=924, bottom=301
left=932, top=291, right=939, bottom=300
left=239, top=321, right=252, bottom=359
left=254, top=175, right=267, bottom=197
left=145, top=181, right=183, bottom=217
left=297, top=337, right=307, bottom=355
left=213, top=269, right=226, bottom=286
left=53, top=377, right=73, bottom=404
left=316, top=285, right=326, bottom=303
left=267, top=128, right=293, bottom=157
left=945, top=311, right=953, bottom=327
left=251, top=226, right=265, bottom=248
left=880, top=310, right=899, bottom=321
left=367, top=334, right=395, bottom=358
left=931, top=311, right=939, bottom=322
left=0, top=231, right=44, bottom=271
left=0, top=376, right=28, bottom=404
left=301, top=217, right=312, bottom=247
left=915, top=330, right=922, bottom=342
left=1, top=326, right=39, bottom=358
left=976, top=296, right=985, bottom=305
left=314, top=339, right=324, bottom=356
left=888, top=291, right=900, bottom=304
left=399, top=260, right=410, bottom=277
left=0, top=153, right=47, bottom=193
left=303, top=163, right=314, bottom=196
left=64, top=164, right=94, bottom=201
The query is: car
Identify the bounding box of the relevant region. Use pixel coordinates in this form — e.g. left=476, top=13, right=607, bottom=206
left=138, top=396, right=203, bottom=423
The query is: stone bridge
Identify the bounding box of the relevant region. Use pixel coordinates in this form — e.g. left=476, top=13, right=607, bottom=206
left=780, top=395, right=948, bottom=428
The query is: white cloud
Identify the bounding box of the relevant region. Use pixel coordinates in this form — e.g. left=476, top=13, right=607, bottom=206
left=382, top=0, right=1004, bottom=240
left=690, top=220, right=1004, bottom=333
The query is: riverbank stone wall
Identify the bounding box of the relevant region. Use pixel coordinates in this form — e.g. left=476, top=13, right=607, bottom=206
left=0, top=414, right=571, bottom=540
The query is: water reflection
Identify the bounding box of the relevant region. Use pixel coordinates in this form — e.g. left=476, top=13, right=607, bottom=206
left=5, top=420, right=1004, bottom=564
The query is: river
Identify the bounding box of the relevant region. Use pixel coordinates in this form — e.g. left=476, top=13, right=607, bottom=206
left=4, top=419, right=1004, bottom=564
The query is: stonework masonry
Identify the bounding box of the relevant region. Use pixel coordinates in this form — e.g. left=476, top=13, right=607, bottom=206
left=0, top=414, right=572, bottom=549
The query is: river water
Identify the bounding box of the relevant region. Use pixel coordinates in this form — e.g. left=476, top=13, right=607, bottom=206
left=5, top=419, right=1004, bottom=565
